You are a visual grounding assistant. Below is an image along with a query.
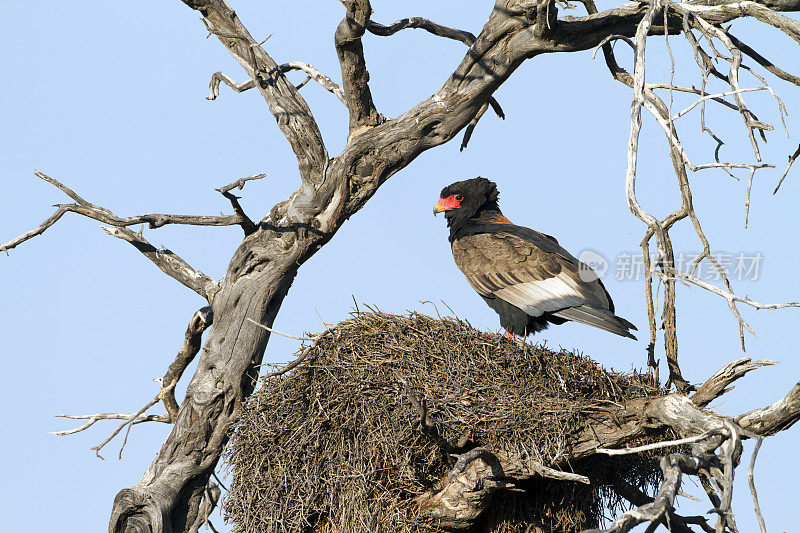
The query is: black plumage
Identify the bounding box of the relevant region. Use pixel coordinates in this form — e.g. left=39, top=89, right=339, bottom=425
left=434, top=177, right=637, bottom=339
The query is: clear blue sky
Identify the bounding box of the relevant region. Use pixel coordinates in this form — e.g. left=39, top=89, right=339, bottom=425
left=1, top=2, right=798, bottom=531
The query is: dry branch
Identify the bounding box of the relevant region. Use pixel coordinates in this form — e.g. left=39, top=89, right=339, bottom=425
left=774, top=143, right=800, bottom=193
left=728, top=32, right=800, bottom=88
left=366, top=17, right=476, bottom=45
left=2, top=172, right=244, bottom=233
left=161, top=306, right=214, bottom=420
left=335, top=0, right=382, bottom=130
left=209, top=62, right=347, bottom=103
left=366, top=13, right=506, bottom=149
left=215, top=174, right=265, bottom=236
left=54, top=389, right=170, bottom=460
left=595, top=431, right=716, bottom=455
left=206, top=71, right=254, bottom=99
left=187, top=0, right=328, bottom=186
left=51, top=412, right=170, bottom=437
left=747, top=437, right=767, bottom=533
left=1, top=171, right=218, bottom=299
left=584, top=453, right=706, bottom=533
left=591, top=0, right=800, bottom=370
left=102, top=227, right=218, bottom=300
left=662, top=268, right=800, bottom=313
left=691, top=357, right=777, bottom=407
left=281, top=62, right=346, bottom=103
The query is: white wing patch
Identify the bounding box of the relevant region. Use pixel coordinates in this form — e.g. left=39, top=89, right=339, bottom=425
left=494, top=273, right=585, bottom=316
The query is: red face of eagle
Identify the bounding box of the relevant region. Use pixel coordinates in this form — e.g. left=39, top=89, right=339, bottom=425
left=435, top=177, right=637, bottom=339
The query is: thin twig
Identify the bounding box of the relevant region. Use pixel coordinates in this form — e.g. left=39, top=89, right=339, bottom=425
left=51, top=412, right=170, bottom=436
left=280, top=62, right=346, bottom=103
left=261, top=327, right=336, bottom=380
left=744, top=167, right=756, bottom=228
left=669, top=87, right=766, bottom=122
left=212, top=470, right=229, bottom=492
left=1, top=172, right=219, bottom=298
left=78, top=392, right=164, bottom=459
left=773, top=143, right=800, bottom=194
left=216, top=173, right=266, bottom=194
left=747, top=437, right=767, bottom=533
left=460, top=101, right=489, bottom=151
left=661, top=268, right=800, bottom=311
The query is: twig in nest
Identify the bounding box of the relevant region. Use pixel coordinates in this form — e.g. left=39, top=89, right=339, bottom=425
left=260, top=326, right=336, bottom=380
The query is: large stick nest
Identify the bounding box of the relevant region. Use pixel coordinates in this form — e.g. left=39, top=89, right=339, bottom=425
left=224, top=311, right=669, bottom=532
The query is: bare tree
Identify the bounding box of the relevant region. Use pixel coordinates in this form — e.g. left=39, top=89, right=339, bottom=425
left=3, top=0, right=800, bottom=531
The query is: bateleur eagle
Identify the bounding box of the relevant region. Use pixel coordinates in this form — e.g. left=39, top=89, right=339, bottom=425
left=434, top=177, right=637, bottom=340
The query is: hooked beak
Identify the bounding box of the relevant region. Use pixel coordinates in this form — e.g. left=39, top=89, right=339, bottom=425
left=434, top=194, right=461, bottom=216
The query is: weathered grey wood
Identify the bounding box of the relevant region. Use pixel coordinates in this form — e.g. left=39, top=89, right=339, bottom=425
left=335, top=0, right=383, bottom=130
left=183, top=0, right=328, bottom=187
left=160, top=307, right=213, bottom=421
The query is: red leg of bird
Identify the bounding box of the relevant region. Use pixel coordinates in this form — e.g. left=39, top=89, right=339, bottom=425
left=503, top=330, right=516, bottom=341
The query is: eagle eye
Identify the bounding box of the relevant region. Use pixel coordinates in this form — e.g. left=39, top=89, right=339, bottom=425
left=455, top=194, right=463, bottom=202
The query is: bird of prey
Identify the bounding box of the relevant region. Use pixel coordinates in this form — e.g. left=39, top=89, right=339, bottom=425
left=434, top=177, right=636, bottom=340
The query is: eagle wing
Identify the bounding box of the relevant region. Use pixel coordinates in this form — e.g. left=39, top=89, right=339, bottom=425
left=451, top=231, right=610, bottom=318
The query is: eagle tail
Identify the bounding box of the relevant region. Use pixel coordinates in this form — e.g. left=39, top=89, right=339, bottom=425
left=552, top=306, right=638, bottom=340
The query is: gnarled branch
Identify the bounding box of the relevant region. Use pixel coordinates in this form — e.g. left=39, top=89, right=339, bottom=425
left=335, top=0, right=382, bottom=130
left=186, top=0, right=328, bottom=185
left=208, top=63, right=346, bottom=104
left=161, top=306, right=214, bottom=420
left=215, top=174, right=264, bottom=236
